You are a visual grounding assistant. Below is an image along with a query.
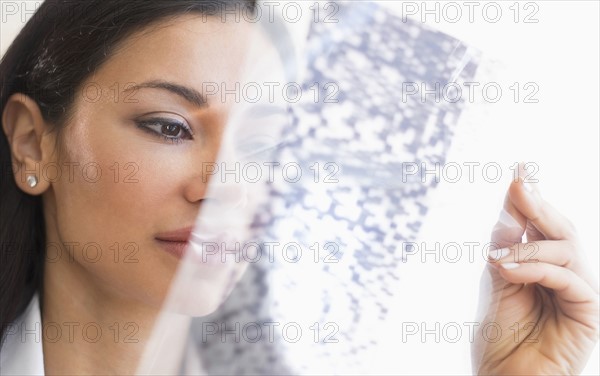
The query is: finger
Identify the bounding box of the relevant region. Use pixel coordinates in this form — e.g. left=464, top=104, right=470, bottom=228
left=508, top=162, right=577, bottom=241
left=487, top=240, right=575, bottom=267
left=490, top=210, right=525, bottom=251
left=497, top=261, right=598, bottom=305
left=490, top=197, right=527, bottom=250
left=488, top=241, right=600, bottom=295
left=525, top=219, right=545, bottom=242
left=502, top=187, right=527, bottom=231
left=487, top=194, right=526, bottom=286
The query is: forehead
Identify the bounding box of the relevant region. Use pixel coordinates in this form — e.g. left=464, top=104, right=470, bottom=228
left=88, top=14, right=285, bottom=104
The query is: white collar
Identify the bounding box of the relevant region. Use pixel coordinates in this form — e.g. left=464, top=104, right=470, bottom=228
left=0, top=293, right=45, bottom=375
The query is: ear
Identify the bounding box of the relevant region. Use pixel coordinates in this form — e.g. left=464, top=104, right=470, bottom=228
left=2, top=93, right=57, bottom=195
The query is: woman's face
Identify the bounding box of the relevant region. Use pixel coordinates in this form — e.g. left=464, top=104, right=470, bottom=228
left=42, top=14, right=279, bottom=314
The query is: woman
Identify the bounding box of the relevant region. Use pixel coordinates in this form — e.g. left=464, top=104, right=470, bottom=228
left=0, top=1, right=598, bottom=375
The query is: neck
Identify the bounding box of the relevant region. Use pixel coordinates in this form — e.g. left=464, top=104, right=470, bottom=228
left=40, top=246, right=191, bottom=375
left=41, top=257, right=146, bottom=374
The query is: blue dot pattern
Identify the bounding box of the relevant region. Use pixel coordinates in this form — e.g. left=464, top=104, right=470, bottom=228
left=183, top=2, right=480, bottom=374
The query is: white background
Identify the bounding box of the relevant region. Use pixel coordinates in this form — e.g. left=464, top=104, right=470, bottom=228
left=373, top=1, right=600, bottom=375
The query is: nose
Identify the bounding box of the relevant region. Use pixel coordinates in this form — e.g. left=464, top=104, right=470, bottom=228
left=183, top=136, right=248, bottom=211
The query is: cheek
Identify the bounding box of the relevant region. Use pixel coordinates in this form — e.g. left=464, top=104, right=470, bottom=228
left=54, top=118, right=185, bottom=236
left=49, top=119, right=191, bottom=305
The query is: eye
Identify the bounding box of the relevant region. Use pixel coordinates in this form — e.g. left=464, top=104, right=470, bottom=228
left=135, top=117, right=194, bottom=144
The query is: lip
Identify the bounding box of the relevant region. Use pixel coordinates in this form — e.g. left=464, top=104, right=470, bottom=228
left=155, top=227, right=193, bottom=242
left=155, top=227, right=244, bottom=262
left=155, top=227, right=194, bottom=259
left=155, top=239, right=189, bottom=259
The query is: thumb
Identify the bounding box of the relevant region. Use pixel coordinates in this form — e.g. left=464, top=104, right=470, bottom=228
left=490, top=193, right=527, bottom=250
left=472, top=202, right=526, bottom=373
left=472, top=184, right=529, bottom=372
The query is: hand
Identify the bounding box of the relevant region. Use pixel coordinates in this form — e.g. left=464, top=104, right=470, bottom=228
left=472, top=165, right=599, bottom=375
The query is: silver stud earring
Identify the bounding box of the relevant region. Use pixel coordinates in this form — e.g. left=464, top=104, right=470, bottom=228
left=27, top=175, right=38, bottom=188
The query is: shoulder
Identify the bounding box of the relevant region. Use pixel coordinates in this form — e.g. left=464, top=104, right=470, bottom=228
left=0, top=293, right=45, bottom=375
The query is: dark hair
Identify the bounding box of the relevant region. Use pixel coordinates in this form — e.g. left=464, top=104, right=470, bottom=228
left=0, top=0, right=255, bottom=344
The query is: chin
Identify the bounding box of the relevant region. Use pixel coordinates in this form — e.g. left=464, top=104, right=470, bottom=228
left=159, top=259, right=249, bottom=317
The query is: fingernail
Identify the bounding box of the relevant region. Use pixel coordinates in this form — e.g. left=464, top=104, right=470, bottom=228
left=487, top=247, right=510, bottom=261
left=500, top=262, right=520, bottom=270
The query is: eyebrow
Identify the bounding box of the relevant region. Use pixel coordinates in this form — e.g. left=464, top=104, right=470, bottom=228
left=124, top=80, right=208, bottom=108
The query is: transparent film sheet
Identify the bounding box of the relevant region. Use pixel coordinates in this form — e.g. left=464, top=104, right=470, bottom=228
left=134, top=1, right=499, bottom=375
